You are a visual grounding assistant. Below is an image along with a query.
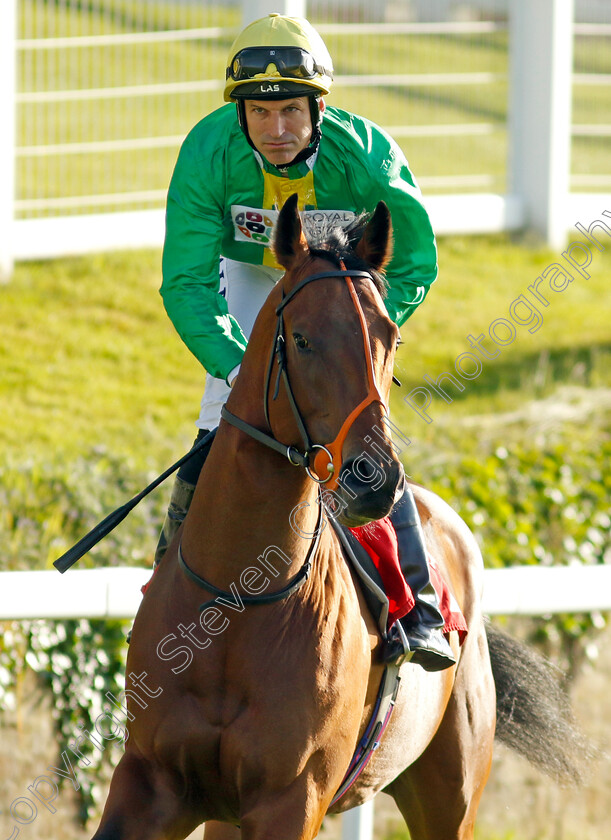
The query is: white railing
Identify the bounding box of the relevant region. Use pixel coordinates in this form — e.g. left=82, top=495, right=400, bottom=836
left=1, top=0, right=610, bottom=278
left=3, top=563, right=610, bottom=621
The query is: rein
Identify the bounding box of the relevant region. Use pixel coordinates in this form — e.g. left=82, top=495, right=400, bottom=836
left=221, top=266, right=388, bottom=492
left=177, top=492, right=324, bottom=610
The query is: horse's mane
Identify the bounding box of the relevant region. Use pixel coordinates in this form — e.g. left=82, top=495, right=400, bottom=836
left=302, top=212, right=389, bottom=299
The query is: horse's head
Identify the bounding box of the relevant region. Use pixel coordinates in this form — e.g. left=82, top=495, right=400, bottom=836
left=263, top=193, right=404, bottom=526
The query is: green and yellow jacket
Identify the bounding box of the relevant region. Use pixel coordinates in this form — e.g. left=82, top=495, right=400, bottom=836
left=161, top=103, right=438, bottom=382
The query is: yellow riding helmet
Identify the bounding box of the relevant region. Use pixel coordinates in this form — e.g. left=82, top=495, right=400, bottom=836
left=224, top=13, right=333, bottom=102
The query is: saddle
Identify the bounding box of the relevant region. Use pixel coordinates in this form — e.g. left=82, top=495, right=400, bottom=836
left=328, top=516, right=468, bottom=644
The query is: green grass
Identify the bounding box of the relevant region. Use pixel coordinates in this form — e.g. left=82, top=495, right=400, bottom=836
left=397, top=233, right=611, bottom=382
left=0, top=248, right=202, bottom=470
left=391, top=231, right=611, bottom=471
left=1, top=231, right=609, bottom=472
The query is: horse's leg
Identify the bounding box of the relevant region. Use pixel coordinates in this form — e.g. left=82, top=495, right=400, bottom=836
left=236, top=784, right=329, bottom=840
left=91, top=751, right=202, bottom=840
left=203, top=823, right=241, bottom=840
left=385, top=626, right=496, bottom=840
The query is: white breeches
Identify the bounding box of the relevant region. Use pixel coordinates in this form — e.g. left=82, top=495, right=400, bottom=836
left=196, top=257, right=283, bottom=430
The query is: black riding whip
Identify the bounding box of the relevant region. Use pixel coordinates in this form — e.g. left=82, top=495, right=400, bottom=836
left=53, top=429, right=216, bottom=574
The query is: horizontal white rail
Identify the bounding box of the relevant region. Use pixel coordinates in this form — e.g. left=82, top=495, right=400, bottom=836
left=12, top=208, right=166, bottom=258
left=335, top=72, right=505, bottom=88
left=12, top=19, right=605, bottom=55
left=482, top=564, right=611, bottom=615
left=16, top=120, right=606, bottom=167
left=316, top=22, right=507, bottom=36
left=419, top=174, right=496, bottom=189
left=19, top=69, right=607, bottom=108
left=574, top=23, right=611, bottom=36
left=0, top=568, right=149, bottom=620
left=17, top=72, right=504, bottom=105
left=17, top=79, right=222, bottom=104
left=388, top=123, right=499, bottom=138
left=1, top=565, right=609, bottom=621
left=15, top=190, right=168, bottom=213
left=17, top=135, right=186, bottom=158
left=16, top=26, right=233, bottom=50
left=424, top=192, right=524, bottom=233
left=19, top=73, right=605, bottom=109
left=571, top=174, right=611, bottom=187
left=573, top=73, right=611, bottom=85
left=16, top=22, right=508, bottom=50
left=13, top=192, right=611, bottom=260
left=11, top=193, right=523, bottom=259
left=572, top=124, right=611, bottom=136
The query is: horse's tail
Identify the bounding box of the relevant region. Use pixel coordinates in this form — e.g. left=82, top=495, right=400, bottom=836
left=486, top=621, right=597, bottom=786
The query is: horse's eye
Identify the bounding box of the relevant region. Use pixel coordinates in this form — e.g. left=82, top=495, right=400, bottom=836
left=293, top=333, right=309, bottom=351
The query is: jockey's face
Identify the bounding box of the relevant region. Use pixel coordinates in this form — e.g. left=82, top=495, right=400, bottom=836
left=244, top=98, right=325, bottom=166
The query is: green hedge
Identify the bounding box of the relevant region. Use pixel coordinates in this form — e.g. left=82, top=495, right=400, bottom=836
left=0, top=451, right=166, bottom=822
left=428, top=437, right=610, bottom=571
left=424, top=427, right=610, bottom=675
left=0, top=450, right=166, bottom=571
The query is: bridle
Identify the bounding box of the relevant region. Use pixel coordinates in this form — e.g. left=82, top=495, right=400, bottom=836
left=221, top=263, right=389, bottom=492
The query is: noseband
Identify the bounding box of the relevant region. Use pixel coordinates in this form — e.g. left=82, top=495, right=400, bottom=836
left=221, top=265, right=388, bottom=492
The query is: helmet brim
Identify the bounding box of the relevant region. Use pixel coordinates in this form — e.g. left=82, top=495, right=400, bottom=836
left=227, top=79, right=328, bottom=102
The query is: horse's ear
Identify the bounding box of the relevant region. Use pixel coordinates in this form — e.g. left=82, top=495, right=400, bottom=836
left=273, top=193, right=309, bottom=270
left=355, top=201, right=394, bottom=272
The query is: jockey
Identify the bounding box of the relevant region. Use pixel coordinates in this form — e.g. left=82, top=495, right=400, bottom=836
left=158, top=13, right=455, bottom=671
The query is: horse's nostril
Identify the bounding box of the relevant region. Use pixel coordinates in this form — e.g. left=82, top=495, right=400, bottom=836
left=335, top=459, right=404, bottom=526
left=355, top=459, right=376, bottom=479
left=341, top=453, right=391, bottom=491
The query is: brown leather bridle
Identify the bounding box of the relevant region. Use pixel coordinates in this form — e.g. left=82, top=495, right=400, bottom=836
left=221, top=264, right=389, bottom=492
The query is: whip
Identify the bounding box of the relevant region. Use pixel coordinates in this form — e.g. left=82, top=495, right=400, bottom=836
left=53, top=429, right=216, bottom=573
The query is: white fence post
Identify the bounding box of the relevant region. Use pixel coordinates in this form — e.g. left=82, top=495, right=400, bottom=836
left=509, top=0, right=575, bottom=250
left=242, top=0, right=307, bottom=26
left=0, top=0, right=17, bottom=281
left=341, top=800, right=374, bottom=840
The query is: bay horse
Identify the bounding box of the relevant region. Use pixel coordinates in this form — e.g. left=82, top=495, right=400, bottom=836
left=92, top=195, right=588, bottom=840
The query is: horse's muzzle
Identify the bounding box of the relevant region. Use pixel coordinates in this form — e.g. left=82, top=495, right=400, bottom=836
left=333, top=455, right=404, bottom=527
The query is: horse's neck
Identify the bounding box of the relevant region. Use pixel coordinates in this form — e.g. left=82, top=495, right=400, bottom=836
left=181, top=422, right=322, bottom=590
left=179, top=296, right=325, bottom=586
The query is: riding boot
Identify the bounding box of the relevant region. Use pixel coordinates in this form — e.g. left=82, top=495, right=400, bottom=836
left=383, top=483, right=457, bottom=671
left=153, top=475, right=196, bottom=568
left=153, top=427, right=216, bottom=568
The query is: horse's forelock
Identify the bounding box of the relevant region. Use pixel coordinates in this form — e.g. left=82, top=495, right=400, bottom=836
left=303, top=216, right=349, bottom=254
left=302, top=213, right=388, bottom=298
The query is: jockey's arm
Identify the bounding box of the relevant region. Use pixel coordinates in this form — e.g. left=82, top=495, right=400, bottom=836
left=357, top=127, right=438, bottom=327
left=381, top=176, right=438, bottom=327
left=160, top=134, right=247, bottom=386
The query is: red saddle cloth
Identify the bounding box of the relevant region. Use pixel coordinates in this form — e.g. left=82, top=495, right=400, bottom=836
left=348, top=517, right=468, bottom=644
